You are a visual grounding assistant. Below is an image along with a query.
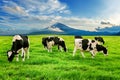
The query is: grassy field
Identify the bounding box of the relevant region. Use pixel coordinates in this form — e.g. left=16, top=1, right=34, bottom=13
left=0, top=35, right=120, bottom=80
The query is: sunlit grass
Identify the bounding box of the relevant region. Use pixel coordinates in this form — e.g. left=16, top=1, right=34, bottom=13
left=0, top=35, right=120, bottom=80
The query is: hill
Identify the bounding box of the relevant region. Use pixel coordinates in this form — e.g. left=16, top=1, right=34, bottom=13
left=30, top=22, right=111, bottom=35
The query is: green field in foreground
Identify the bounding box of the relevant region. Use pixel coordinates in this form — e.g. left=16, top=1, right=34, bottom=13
left=0, top=35, right=120, bottom=80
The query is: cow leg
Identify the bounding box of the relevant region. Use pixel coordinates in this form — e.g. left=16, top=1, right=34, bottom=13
left=47, top=42, right=53, bottom=52
left=73, top=47, right=77, bottom=56
left=22, top=52, right=25, bottom=61
left=50, top=48, right=52, bottom=52
left=46, top=46, right=50, bottom=52
left=16, top=54, right=19, bottom=61
left=58, top=45, right=60, bottom=51
left=21, top=48, right=25, bottom=61
left=90, top=50, right=95, bottom=58
left=47, top=46, right=49, bottom=52
left=47, top=47, right=52, bottom=52
left=49, top=46, right=52, bottom=52
left=46, top=42, right=49, bottom=52
left=58, top=45, right=63, bottom=52
left=47, top=48, right=50, bottom=52
left=27, top=48, right=29, bottom=59
left=15, top=49, right=20, bottom=61
left=44, top=46, right=47, bottom=50
left=21, top=48, right=24, bottom=58
left=60, top=46, right=63, bottom=52
left=24, top=47, right=29, bottom=59
left=81, top=51, right=85, bottom=58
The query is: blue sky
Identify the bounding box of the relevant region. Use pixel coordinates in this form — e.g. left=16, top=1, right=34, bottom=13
left=60, top=0, right=105, bottom=17
left=0, top=0, right=120, bottom=31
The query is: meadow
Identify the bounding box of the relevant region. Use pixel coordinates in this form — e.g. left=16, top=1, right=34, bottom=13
left=0, top=35, right=120, bottom=80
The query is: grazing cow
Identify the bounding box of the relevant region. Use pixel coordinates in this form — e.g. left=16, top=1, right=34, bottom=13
left=73, top=38, right=108, bottom=58
left=42, top=36, right=67, bottom=52
left=95, top=36, right=105, bottom=44
left=7, top=35, right=29, bottom=62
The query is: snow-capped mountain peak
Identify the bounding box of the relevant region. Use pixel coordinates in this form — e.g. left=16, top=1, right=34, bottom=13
left=47, top=26, right=63, bottom=32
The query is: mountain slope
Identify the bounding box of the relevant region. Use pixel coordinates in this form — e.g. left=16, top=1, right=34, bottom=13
left=96, top=26, right=120, bottom=33
left=30, top=22, right=111, bottom=35
left=0, top=22, right=113, bottom=35
left=30, top=22, right=87, bottom=35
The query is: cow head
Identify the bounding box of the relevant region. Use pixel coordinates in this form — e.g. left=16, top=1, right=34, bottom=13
left=63, top=46, right=67, bottom=52
left=96, top=44, right=108, bottom=56
left=103, top=47, right=108, bottom=56
left=58, top=39, right=67, bottom=52
left=7, top=50, right=17, bottom=62
left=95, top=37, right=105, bottom=44
left=42, top=37, right=47, bottom=49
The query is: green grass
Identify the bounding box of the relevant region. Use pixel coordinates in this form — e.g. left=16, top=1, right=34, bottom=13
left=0, top=35, right=120, bottom=80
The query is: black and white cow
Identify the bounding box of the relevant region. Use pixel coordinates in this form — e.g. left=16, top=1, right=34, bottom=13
left=7, top=35, right=30, bottom=62
left=42, top=36, right=67, bottom=52
left=73, top=38, right=108, bottom=58
left=95, top=36, right=105, bottom=44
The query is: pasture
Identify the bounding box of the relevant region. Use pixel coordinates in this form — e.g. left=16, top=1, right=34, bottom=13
left=0, top=35, right=120, bottom=80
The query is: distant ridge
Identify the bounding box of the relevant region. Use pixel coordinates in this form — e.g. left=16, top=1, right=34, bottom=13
left=30, top=22, right=111, bottom=35
left=96, top=26, right=120, bottom=33
left=115, top=32, right=120, bottom=35
left=0, top=22, right=116, bottom=35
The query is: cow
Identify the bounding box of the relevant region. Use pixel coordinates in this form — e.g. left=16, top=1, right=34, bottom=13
left=73, top=38, right=108, bottom=58
left=42, top=36, right=67, bottom=52
left=7, top=35, right=30, bottom=62
left=95, top=36, right=105, bottom=44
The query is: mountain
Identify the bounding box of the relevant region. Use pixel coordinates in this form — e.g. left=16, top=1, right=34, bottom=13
left=30, top=22, right=111, bottom=35
left=0, top=26, right=31, bottom=35
left=0, top=29, right=30, bottom=36
left=96, top=26, right=120, bottom=33
left=115, top=32, right=120, bottom=35
left=42, top=22, right=89, bottom=35
left=0, top=22, right=114, bottom=35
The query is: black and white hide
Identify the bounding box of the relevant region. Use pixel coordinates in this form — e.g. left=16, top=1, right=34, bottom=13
left=42, top=36, right=67, bottom=52
left=95, top=36, right=105, bottom=44
left=7, top=35, right=29, bottom=62
left=73, top=38, right=108, bottom=58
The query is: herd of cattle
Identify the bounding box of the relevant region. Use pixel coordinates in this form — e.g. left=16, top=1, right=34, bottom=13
left=7, top=35, right=108, bottom=62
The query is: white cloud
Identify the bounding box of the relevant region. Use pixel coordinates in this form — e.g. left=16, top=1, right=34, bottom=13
left=101, top=0, right=120, bottom=25
left=21, top=16, right=102, bottom=31
left=57, top=17, right=101, bottom=31
left=2, top=1, right=28, bottom=16
left=2, top=0, right=120, bottom=32
left=1, top=0, right=70, bottom=16
left=0, top=13, right=103, bottom=31
left=3, top=6, right=28, bottom=16
left=0, top=0, right=71, bottom=30
left=16, top=0, right=70, bottom=15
